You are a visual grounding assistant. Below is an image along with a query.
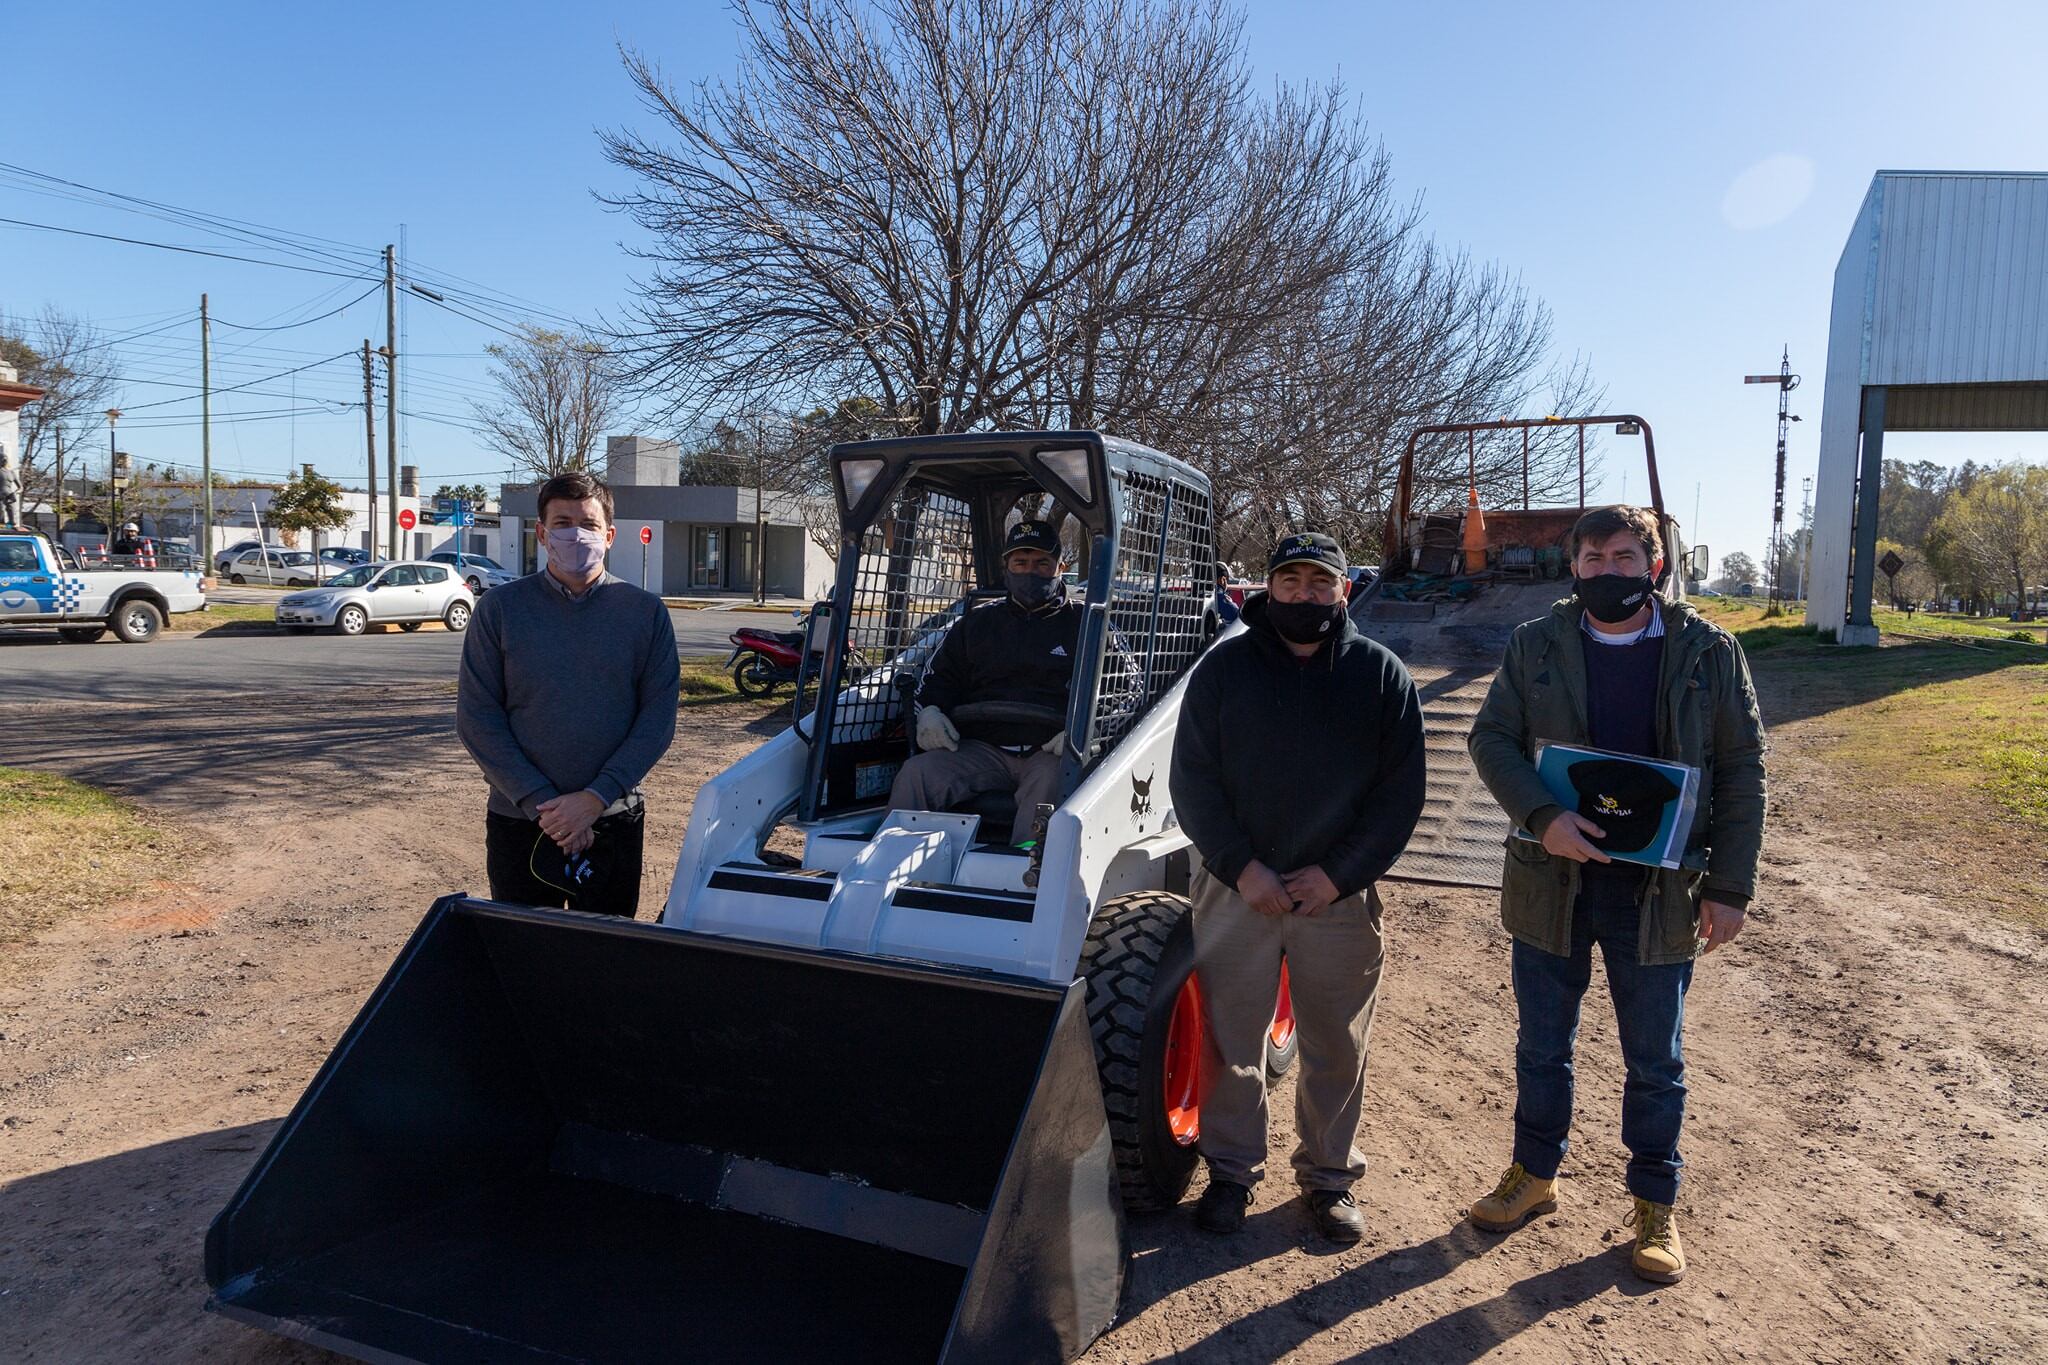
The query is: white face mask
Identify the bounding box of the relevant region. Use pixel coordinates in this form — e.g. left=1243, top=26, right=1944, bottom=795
left=546, top=526, right=608, bottom=576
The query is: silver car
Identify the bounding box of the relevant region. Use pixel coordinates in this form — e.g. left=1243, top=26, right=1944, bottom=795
left=275, top=561, right=475, bottom=636
left=225, top=548, right=348, bottom=588
left=428, top=552, right=520, bottom=595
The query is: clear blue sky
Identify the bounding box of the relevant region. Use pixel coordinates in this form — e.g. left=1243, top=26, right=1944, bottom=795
left=8, top=0, right=2046, bottom=564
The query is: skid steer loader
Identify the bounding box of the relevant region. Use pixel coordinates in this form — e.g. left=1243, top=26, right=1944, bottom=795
left=205, top=432, right=1294, bottom=1364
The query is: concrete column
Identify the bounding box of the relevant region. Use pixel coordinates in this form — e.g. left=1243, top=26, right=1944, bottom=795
left=1840, top=386, right=1886, bottom=647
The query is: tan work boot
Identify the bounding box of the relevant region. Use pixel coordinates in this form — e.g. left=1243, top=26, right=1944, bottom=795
left=1469, top=1162, right=1559, bottom=1232
left=1626, top=1197, right=1686, bottom=1282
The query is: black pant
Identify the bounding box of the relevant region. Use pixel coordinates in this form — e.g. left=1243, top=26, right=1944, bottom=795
left=484, top=805, right=647, bottom=918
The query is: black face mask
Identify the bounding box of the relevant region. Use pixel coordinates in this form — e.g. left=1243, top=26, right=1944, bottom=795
left=1006, top=569, right=1059, bottom=609
left=1265, top=597, right=1347, bottom=645
left=1576, top=571, right=1657, bottom=624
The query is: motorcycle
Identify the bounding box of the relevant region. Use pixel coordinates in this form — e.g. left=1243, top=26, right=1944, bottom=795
left=726, top=625, right=804, bottom=697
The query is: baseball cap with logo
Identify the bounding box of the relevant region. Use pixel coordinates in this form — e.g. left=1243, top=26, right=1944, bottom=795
left=1267, top=531, right=1346, bottom=580
left=1566, top=758, right=1682, bottom=855
left=1004, top=520, right=1060, bottom=558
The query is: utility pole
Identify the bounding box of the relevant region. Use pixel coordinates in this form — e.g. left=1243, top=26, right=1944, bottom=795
left=1744, top=346, right=1801, bottom=608
left=753, top=418, right=767, bottom=604
left=362, top=341, right=379, bottom=560
left=200, top=294, right=214, bottom=564
left=1796, top=475, right=1814, bottom=602
left=105, top=408, right=120, bottom=534
left=52, top=427, right=64, bottom=535
left=382, top=244, right=399, bottom=559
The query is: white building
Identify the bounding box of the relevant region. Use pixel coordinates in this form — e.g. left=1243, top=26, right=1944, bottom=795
left=1807, top=170, right=2048, bottom=643
left=70, top=466, right=514, bottom=566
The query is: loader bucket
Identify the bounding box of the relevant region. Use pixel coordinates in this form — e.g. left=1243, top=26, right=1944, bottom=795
left=205, top=897, right=1125, bottom=1364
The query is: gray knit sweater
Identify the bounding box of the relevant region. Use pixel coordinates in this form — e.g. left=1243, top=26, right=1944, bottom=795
left=457, top=570, right=680, bottom=819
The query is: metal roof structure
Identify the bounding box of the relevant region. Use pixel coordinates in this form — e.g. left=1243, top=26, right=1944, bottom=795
left=1806, top=171, right=2048, bottom=641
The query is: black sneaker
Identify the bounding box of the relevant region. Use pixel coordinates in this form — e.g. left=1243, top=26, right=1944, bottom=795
left=1307, top=1189, right=1364, bottom=1243
left=1194, top=1179, right=1252, bottom=1234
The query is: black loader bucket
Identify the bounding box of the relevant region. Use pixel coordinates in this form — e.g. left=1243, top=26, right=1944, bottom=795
left=205, top=897, right=1124, bottom=1363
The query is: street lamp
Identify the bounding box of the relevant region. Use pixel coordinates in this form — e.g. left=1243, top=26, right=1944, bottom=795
left=105, top=408, right=121, bottom=534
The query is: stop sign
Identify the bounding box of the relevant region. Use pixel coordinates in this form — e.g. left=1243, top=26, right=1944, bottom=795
left=639, top=526, right=653, bottom=545
left=398, top=508, right=417, bottom=531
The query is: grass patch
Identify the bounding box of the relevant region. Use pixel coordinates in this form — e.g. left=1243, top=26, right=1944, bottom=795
left=169, top=603, right=277, bottom=632
left=0, top=767, right=192, bottom=955
left=679, top=654, right=754, bottom=704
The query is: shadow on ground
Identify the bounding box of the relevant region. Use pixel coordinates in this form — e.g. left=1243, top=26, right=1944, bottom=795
left=0, top=1121, right=322, bottom=1363
left=1114, top=1203, right=1642, bottom=1363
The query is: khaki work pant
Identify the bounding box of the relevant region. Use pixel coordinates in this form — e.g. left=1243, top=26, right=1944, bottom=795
left=1191, top=865, right=1386, bottom=1192
left=887, top=739, right=1061, bottom=835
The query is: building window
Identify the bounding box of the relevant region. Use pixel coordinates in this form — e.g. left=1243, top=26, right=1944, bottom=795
left=691, top=526, right=724, bottom=589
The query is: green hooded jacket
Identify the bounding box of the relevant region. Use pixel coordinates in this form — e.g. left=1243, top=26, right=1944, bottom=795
left=1467, top=596, right=1767, bottom=964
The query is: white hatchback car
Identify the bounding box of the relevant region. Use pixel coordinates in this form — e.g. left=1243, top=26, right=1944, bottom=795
left=275, top=561, right=475, bottom=636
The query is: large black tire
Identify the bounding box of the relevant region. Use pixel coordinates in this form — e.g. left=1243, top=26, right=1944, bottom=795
left=59, top=626, right=107, bottom=644
left=444, top=600, right=472, bottom=632
left=334, top=604, right=369, bottom=637
left=110, top=599, right=163, bottom=643
left=398, top=621, right=422, bottom=632
left=732, top=650, right=780, bottom=698
left=229, top=573, right=246, bottom=584
left=1079, top=890, right=1201, bottom=1213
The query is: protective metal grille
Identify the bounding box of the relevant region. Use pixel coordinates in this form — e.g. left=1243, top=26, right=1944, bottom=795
left=829, top=484, right=975, bottom=749
left=1087, top=468, right=1213, bottom=758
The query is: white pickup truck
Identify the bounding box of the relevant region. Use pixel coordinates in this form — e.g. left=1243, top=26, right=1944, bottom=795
left=0, top=529, right=209, bottom=643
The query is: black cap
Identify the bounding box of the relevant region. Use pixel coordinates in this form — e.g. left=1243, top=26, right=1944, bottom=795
left=1566, top=758, right=1682, bottom=855
left=1004, top=519, right=1059, bottom=558
left=1267, top=531, right=1345, bottom=579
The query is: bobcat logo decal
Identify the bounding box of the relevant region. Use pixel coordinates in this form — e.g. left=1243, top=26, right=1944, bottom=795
left=1131, top=770, right=1155, bottom=819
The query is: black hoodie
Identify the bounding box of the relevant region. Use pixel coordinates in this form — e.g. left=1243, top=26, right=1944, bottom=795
left=1170, top=591, right=1426, bottom=897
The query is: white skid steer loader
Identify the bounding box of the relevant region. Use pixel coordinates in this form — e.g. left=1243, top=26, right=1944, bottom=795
left=204, top=432, right=1292, bottom=1365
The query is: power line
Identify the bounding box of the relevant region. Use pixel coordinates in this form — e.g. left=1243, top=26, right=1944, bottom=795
left=0, top=216, right=379, bottom=280
left=119, top=350, right=354, bottom=411
left=211, top=283, right=382, bottom=330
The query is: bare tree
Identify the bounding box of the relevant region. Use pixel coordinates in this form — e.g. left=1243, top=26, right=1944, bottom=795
left=471, top=326, right=626, bottom=480
left=1, top=308, right=124, bottom=523
left=606, top=0, right=1593, bottom=558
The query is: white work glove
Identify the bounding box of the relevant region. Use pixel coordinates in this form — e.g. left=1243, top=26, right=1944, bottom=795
left=1039, top=731, right=1065, bottom=755
left=916, top=705, right=960, bottom=752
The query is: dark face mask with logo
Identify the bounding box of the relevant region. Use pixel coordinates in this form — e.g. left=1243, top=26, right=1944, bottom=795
left=1575, top=571, right=1657, bottom=625
left=1006, top=569, right=1060, bottom=609
left=1265, top=596, right=1347, bottom=645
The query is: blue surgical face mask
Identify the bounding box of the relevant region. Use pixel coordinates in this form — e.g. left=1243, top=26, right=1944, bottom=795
left=547, top=526, right=608, bottom=576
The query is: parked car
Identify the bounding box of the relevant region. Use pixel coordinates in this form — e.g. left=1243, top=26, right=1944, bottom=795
left=319, top=546, right=372, bottom=567
left=215, top=539, right=286, bottom=574
left=427, top=551, right=519, bottom=595
left=223, top=548, right=347, bottom=587
left=274, top=561, right=474, bottom=636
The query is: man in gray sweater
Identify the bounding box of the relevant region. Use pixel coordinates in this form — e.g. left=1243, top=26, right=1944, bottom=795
left=457, top=470, right=679, bottom=916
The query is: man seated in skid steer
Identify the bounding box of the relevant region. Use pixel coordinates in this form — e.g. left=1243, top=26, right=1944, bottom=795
left=887, top=518, right=1082, bottom=839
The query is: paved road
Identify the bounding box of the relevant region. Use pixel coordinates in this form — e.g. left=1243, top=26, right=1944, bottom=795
left=4, top=603, right=778, bottom=703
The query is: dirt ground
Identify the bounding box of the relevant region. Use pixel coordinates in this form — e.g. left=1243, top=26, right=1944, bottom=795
left=3, top=659, right=2044, bottom=1363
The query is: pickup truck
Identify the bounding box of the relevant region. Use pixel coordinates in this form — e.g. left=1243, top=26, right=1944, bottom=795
left=0, top=529, right=209, bottom=643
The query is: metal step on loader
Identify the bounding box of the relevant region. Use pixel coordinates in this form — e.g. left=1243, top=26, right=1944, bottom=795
left=205, top=433, right=1297, bottom=1363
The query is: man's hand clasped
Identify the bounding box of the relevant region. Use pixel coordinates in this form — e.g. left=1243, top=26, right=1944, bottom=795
left=916, top=705, right=961, bottom=753
left=536, top=790, right=605, bottom=856
left=1237, top=859, right=1342, bottom=916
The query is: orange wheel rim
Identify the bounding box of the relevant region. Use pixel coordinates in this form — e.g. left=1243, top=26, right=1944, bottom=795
left=1163, top=973, right=1204, bottom=1144
left=1271, top=960, right=1296, bottom=1051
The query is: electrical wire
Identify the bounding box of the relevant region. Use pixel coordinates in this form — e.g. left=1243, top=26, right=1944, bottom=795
left=0, top=216, right=380, bottom=280
left=118, top=351, right=354, bottom=411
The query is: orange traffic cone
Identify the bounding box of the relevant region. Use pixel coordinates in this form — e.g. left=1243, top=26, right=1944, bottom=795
left=1462, top=488, right=1488, bottom=574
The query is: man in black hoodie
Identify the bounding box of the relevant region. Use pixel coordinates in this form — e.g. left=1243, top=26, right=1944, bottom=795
left=1170, top=531, right=1426, bottom=1242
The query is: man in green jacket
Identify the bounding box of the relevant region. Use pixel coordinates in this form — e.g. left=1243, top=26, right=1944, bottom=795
left=1465, top=505, right=1766, bottom=1284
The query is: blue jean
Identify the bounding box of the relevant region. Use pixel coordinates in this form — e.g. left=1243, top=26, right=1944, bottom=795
left=1510, top=887, right=1694, bottom=1205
